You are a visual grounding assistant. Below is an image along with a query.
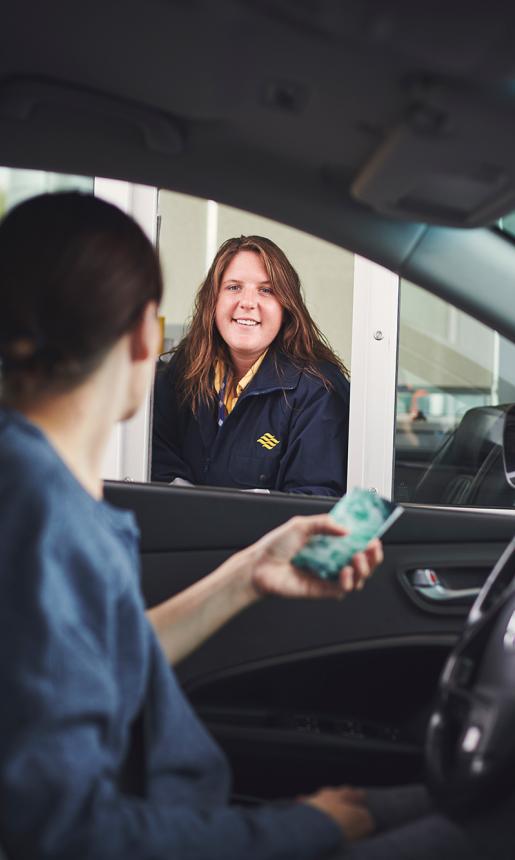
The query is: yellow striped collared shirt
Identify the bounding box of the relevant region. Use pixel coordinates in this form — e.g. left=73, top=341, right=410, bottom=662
left=214, top=350, right=268, bottom=415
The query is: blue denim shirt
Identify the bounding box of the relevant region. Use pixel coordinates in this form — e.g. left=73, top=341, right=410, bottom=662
left=0, top=408, right=340, bottom=859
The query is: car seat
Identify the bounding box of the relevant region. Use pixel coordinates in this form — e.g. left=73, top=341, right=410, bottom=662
left=412, top=404, right=511, bottom=506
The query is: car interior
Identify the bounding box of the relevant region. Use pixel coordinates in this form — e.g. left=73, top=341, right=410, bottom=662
left=3, top=0, right=515, bottom=830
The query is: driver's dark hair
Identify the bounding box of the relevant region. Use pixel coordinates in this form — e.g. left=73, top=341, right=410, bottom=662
left=0, top=191, right=163, bottom=400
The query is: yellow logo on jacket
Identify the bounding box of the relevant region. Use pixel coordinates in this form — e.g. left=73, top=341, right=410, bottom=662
left=257, top=433, right=280, bottom=450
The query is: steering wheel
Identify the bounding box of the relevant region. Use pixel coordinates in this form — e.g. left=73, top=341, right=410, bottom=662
left=425, top=536, right=515, bottom=816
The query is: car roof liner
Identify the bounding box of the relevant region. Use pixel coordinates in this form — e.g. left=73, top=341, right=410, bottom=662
left=239, top=0, right=513, bottom=80
left=0, top=78, right=184, bottom=157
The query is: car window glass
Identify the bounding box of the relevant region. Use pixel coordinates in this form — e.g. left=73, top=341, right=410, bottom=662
left=394, top=279, right=515, bottom=509
left=155, top=190, right=354, bottom=496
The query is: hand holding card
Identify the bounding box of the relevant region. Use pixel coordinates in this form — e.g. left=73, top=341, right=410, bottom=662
left=292, top=487, right=403, bottom=581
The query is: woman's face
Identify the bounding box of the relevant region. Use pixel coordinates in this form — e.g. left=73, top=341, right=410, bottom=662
left=214, top=250, right=284, bottom=367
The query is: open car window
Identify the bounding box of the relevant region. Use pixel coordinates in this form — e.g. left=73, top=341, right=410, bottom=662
left=394, top=278, right=515, bottom=509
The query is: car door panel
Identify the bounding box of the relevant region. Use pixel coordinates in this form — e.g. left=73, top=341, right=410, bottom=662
left=185, top=637, right=454, bottom=798
left=104, top=481, right=515, bottom=797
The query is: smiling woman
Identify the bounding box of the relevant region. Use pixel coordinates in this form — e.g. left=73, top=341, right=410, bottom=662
left=151, top=235, right=350, bottom=495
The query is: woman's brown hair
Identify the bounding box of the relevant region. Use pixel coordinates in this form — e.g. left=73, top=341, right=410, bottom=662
left=0, top=192, right=163, bottom=401
left=172, top=235, right=349, bottom=413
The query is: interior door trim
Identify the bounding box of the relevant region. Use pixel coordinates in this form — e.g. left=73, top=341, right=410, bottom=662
left=404, top=502, right=515, bottom=517
left=182, top=633, right=456, bottom=692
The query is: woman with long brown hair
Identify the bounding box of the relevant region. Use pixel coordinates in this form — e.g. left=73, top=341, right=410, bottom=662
left=152, top=235, right=350, bottom=495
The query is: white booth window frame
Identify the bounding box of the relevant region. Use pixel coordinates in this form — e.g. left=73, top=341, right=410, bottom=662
left=95, top=178, right=158, bottom=482
left=347, top=256, right=400, bottom=500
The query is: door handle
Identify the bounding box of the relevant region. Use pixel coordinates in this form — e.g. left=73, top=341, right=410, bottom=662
left=409, top=568, right=481, bottom=605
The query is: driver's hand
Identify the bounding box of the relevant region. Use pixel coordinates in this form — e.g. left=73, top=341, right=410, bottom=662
left=302, top=786, right=374, bottom=842
left=250, top=514, right=383, bottom=600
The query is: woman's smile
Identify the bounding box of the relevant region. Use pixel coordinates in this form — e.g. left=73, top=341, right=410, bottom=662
left=232, top=317, right=259, bottom=326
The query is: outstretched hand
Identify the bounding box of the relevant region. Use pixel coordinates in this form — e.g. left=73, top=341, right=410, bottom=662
left=148, top=513, right=384, bottom=665
left=250, top=514, right=383, bottom=600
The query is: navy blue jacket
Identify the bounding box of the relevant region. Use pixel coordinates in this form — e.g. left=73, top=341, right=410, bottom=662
left=152, top=350, right=350, bottom=496
left=0, top=408, right=341, bottom=859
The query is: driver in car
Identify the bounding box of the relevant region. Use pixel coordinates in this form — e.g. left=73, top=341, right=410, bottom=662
left=0, top=192, right=508, bottom=860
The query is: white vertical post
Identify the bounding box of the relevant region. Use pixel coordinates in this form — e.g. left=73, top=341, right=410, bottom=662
left=94, top=178, right=158, bottom=482
left=347, top=257, right=400, bottom=499
left=121, top=184, right=159, bottom=482
left=492, top=331, right=500, bottom=404
left=205, top=200, right=219, bottom=274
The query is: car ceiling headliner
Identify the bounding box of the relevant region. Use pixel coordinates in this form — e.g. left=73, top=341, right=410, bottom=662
left=2, top=0, right=515, bottom=338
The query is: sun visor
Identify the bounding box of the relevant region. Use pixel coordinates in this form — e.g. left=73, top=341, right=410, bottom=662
left=351, top=83, right=515, bottom=228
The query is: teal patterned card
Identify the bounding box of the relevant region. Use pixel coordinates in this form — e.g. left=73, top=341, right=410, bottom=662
left=292, top=487, right=403, bottom=581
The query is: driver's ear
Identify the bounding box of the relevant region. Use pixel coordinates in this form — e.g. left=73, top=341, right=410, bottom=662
left=129, top=301, right=160, bottom=363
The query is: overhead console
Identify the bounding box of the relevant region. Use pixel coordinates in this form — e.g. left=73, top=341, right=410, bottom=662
left=352, top=77, right=515, bottom=228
